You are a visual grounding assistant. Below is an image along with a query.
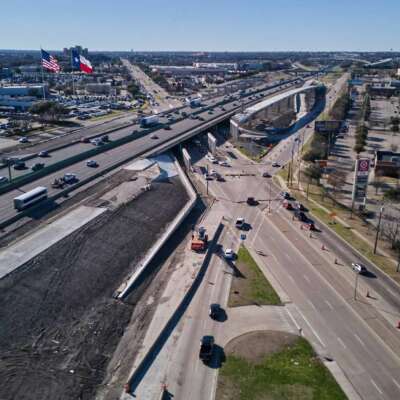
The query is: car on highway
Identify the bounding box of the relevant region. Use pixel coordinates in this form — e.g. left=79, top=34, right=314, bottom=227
left=204, top=173, right=213, bottom=181
left=262, top=171, right=271, bottom=178
left=63, top=173, right=77, bottom=184
left=247, top=197, right=258, bottom=206
left=281, top=191, right=291, bottom=200
left=31, top=162, right=45, bottom=171
left=38, top=150, right=49, bottom=157
left=209, top=304, right=221, bottom=319
left=224, top=248, right=235, bottom=260
left=0, top=176, right=9, bottom=184
left=18, top=137, right=29, bottom=143
left=80, top=137, right=90, bottom=143
left=352, top=263, right=367, bottom=274
left=86, top=160, right=98, bottom=168
left=150, top=134, right=159, bottom=140
left=13, top=161, right=26, bottom=170
left=90, top=138, right=104, bottom=146
left=218, top=160, right=230, bottom=167
left=163, top=124, right=171, bottom=130
left=272, top=162, right=281, bottom=168
left=294, top=202, right=306, bottom=211
left=101, top=135, right=110, bottom=142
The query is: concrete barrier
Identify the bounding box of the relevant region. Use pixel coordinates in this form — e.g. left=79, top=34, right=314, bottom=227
left=118, top=155, right=197, bottom=299
left=124, top=221, right=224, bottom=394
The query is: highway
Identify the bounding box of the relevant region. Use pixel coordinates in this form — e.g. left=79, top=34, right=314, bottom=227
left=131, top=73, right=400, bottom=400
left=121, top=58, right=182, bottom=112
left=0, top=78, right=304, bottom=228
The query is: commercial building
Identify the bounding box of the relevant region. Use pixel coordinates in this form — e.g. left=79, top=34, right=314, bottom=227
left=85, top=83, right=113, bottom=95
left=0, top=85, right=46, bottom=110
left=375, top=150, right=400, bottom=177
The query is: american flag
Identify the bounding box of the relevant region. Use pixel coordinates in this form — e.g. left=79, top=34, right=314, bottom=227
left=41, top=49, right=61, bottom=73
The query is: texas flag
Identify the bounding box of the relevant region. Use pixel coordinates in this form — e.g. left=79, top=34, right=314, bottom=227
left=71, top=49, right=93, bottom=74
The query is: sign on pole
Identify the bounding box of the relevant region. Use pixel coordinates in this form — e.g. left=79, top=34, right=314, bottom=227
left=352, top=158, right=370, bottom=202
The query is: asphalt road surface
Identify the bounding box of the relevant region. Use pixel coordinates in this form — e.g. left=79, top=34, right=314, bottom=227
left=0, top=78, right=303, bottom=228
left=121, top=58, right=181, bottom=113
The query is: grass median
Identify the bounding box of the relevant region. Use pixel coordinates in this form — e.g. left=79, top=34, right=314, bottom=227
left=228, top=245, right=281, bottom=307
left=217, top=333, right=347, bottom=400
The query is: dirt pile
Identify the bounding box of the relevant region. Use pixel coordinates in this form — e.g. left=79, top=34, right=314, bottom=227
left=0, top=177, right=188, bottom=400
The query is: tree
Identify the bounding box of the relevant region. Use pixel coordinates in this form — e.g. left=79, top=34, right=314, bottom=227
left=29, top=101, right=68, bottom=122
left=384, top=188, right=400, bottom=202
left=353, top=142, right=364, bottom=154
left=381, top=212, right=400, bottom=249
left=371, top=170, right=384, bottom=195
left=327, top=169, right=347, bottom=199
left=303, top=163, right=322, bottom=198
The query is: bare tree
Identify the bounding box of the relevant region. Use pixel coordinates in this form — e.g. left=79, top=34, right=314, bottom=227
left=381, top=209, right=400, bottom=249
left=327, top=169, right=347, bottom=199
left=371, top=169, right=384, bottom=196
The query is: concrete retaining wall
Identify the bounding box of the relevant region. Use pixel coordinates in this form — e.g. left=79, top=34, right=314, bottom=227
left=117, top=156, right=197, bottom=299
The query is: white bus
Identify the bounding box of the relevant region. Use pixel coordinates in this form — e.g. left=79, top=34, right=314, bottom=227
left=13, top=186, right=48, bottom=211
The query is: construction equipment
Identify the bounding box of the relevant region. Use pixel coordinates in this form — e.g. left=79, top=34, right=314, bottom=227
left=191, top=226, right=208, bottom=252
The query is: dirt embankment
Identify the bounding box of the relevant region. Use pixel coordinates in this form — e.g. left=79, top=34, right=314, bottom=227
left=0, top=176, right=188, bottom=400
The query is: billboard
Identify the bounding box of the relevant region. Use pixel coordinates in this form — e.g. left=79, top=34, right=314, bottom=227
left=315, top=120, right=342, bottom=134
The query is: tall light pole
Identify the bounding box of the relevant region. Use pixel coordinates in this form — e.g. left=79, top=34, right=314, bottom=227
left=354, top=271, right=359, bottom=300
left=373, top=206, right=384, bottom=254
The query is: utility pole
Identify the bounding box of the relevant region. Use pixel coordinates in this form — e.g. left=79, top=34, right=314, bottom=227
left=206, top=164, right=209, bottom=195
left=373, top=206, right=384, bottom=254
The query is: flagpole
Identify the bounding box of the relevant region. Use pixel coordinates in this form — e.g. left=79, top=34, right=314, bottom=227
left=70, top=49, right=76, bottom=97
left=40, top=48, right=46, bottom=100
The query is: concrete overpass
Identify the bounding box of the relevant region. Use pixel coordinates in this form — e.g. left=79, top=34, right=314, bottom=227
left=230, top=83, right=325, bottom=142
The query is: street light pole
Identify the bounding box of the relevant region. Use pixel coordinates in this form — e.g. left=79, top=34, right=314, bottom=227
left=373, top=206, right=384, bottom=254
left=354, top=271, right=359, bottom=300
left=268, top=181, right=272, bottom=213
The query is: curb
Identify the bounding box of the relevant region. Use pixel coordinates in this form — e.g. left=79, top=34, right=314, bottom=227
left=124, top=221, right=225, bottom=394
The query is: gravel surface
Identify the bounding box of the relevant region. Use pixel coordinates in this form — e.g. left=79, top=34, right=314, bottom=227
left=0, top=175, right=188, bottom=400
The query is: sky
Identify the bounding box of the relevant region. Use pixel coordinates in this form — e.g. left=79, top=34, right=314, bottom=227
left=1, top=0, right=399, bottom=52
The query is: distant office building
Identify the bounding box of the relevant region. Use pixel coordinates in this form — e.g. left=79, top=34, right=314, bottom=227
left=193, top=62, right=238, bottom=71
left=0, top=85, right=45, bottom=97
left=63, top=45, right=89, bottom=57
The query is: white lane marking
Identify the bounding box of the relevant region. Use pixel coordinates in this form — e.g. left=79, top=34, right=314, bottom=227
left=324, top=300, right=334, bottom=310
left=288, top=275, right=295, bottom=283
left=371, top=378, right=383, bottom=395
left=354, top=333, right=366, bottom=348
left=286, top=309, right=301, bottom=331
left=392, top=378, right=400, bottom=391
left=307, top=299, right=317, bottom=311
left=296, top=307, right=326, bottom=347
left=303, top=274, right=311, bottom=283
left=337, top=337, right=347, bottom=349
